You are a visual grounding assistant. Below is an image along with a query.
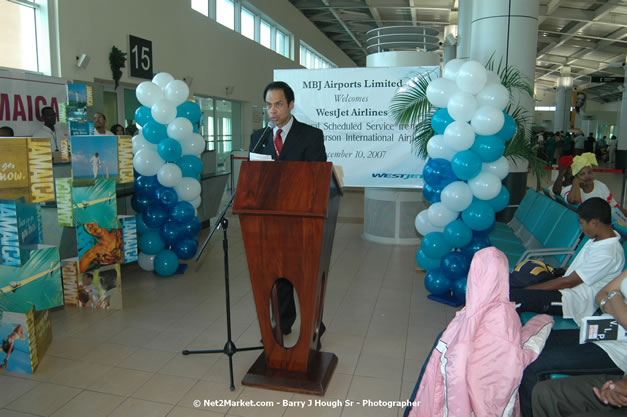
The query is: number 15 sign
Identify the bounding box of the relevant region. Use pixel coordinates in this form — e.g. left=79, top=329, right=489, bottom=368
left=129, top=35, right=153, bottom=79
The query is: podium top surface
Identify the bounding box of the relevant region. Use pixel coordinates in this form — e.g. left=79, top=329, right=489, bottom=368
left=233, top=161, right=340, bottom=218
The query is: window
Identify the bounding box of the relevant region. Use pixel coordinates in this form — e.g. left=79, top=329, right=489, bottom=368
left=241, top=7, right=255, bottom=40
left=299, top=42, right=335, bottom=69
left=194, top=96, right=241, bottom=167
left=534, top=106, right=556, bottom=111
left=260, top=20, right=271, bottom=49
left=191, top=0, right=208, bottom=16
left=216, top=0, right=234, bottom=29
left=275, top=29, right=289, bottom=58
left=0, top=0, right=51, bottom=74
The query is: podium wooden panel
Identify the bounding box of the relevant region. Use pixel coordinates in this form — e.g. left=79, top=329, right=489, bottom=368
left=233, top=161, right=342, bottom=394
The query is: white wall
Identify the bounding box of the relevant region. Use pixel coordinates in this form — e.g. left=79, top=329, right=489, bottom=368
left=56, top=0, right=355, bottom=105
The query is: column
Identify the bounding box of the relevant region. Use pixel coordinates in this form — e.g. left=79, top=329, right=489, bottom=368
left=554, top=85, right=572, bottom=133
left=619, top=66, right=627, bottom=150
left=457, top=0, right=472, bottom=60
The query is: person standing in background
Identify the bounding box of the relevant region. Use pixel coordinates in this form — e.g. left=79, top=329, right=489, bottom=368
left=31, top=107, right=61, bottom=151
left=608, top=135, right=618, bottom=167
left=93, top=113, right=114, bottom=136
left=575, top=131, right=586, bottom=155
left=110, top=124, right=125, bottom=135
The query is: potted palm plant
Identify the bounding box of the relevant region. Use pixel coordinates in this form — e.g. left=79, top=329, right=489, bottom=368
left=389, top=59, right=547, bottom=222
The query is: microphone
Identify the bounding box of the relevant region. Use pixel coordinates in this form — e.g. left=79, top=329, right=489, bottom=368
left=250, top=121, right=276, bottom=154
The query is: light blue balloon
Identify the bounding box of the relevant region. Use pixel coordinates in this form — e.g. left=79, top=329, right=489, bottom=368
left=134, top=106, right=152, bottom=127
left=497, top=113, right=517, bottom=142
left=177, top=101, right=202, bottom=124
left=416, top=249, right=441, bottom=271
left=486, top=186, right=510, bottom=212
left=421, top=232, right=452, bottom=259
left=157, top=138, right=182, bottom=162
left=154, top=249, right=179, bottom=277
left=176, top=155, right=203, bottom=177
left=462, top=200, right=495, bottom=231
left=138, top=230, right=165, bottom=255
left=431, top=108, right=454, bottom=135
left=443, top=220, right=473, bottom=248
left=143, top=121, right=167, bottom=144
left=471, top=135, right=505, bottom=163
left=451, top=150, right=482, bottom=181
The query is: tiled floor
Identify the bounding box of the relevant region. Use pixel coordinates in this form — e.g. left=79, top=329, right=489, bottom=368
left=1, top=171, right=624, bottom=417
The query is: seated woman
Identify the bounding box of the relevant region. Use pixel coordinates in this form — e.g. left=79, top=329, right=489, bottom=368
left=561, top=153, right=627, bottom=216
left=552, top=155, right=574, bottom=196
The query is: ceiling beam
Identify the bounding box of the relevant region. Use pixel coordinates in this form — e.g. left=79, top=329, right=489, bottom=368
left=538, top=0, right=562, bottom=25
left=364, top=0, right=384, bottom=27
left=320, top=0, right=368, bottom=55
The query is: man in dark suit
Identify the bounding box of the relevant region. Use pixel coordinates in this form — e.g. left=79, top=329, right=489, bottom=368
left=249, top=81, right=327, bottom=341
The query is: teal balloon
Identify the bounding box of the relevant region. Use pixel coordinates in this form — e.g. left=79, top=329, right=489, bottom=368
left=421, top=232, right=452, bottom=259
left=486, top=186, right=510, bottom=212
left=154, top=249, right=179, bottom=277
left=136, top=214, right=151, bottom=235
left=425, top=268, right=452, bottom=296
left=143, top=121, right=167, bottom=144
left=462, top=200, right=495, bottom=231
left=177, top=101, right=202, bottom=123
left=416, top=249, right=440, bottom=271
left=452, top=278, right=467, bottom=304
left=471, top=135, right=505, bottom=163
left=441, top=251, right=471, bottom=280
left=431, top=108, right=454, bottom=135
left=157, top=138, right=182, bottom=162
left=138, top=231, right=165, bottom=255
left=497, top=114, right=517, bottom=141
left=443, top=220, right=472, bottom=248
left=460, top=233, right=492, bottom=258
left=134, top=106, right=152, bottom=127
left=451, top=150, right=482, bottom=180
left=176, top=155, right=203, bottom=177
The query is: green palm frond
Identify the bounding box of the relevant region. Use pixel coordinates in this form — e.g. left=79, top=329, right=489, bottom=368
left=389, top=72, right=434, bottom=128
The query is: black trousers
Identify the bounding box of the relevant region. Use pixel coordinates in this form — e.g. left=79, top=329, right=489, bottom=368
left=510, top=288, right=564, bottom=316
left=276, top=279, right=326, bottom=338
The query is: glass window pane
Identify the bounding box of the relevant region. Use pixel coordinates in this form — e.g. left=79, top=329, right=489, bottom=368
left=241, top=8, right=255, bottom=40
left=0, top=1, right=38, bottom=72
left=216, top=0, right=234, bottom=30
left=191, top=0, right=208, bottom=16
left=276, top=30, right=288, bottom=57
left=260, top=20, right=271, bottom=48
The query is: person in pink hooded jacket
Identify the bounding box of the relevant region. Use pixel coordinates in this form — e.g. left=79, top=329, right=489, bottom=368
left=409, top=247, right=554, bottom=417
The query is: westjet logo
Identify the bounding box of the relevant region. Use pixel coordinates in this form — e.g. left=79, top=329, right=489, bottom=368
left=372, top=173, right=421, bottom=179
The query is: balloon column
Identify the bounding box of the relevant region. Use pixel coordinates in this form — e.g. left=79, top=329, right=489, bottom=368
left=416, top=59, right=515, bottom=303
left=132, top=72, right=204, bottom=277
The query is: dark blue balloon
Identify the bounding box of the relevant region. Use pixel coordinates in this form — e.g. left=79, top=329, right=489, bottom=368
left=421, top=232, right=452, bottom=259
left=184, top=217, right=201, bottom=237
left=460, top=232, right=492, bottom=259
left=138, top=230, right=165, bottom=255
left=423, top=158, right=456, bottom=188
left=176, top=155, right=203, bottom=177
left=443, top=220, right=473, bottom=248
left=416, top=249, right=440, bottom=271
left=423, top=183, right=443, bottom=204
left=134, top=106, right=153, bottom=127
left=172, top=238, right=198, bottom=260
left=441, top=251, right=471, bottom=280
left=486, top=186, right=510, bottom=212
left=451, top=150, right=482, bottom=180
left=169, top=201, right=195, bottom=224
left=154, top=249, right=179, bottom=277
left=431, top=108, right=454, bottom=135
left=160, top=220, right=185, bottom=245
left=143, top=205, right=168, bottom=229
left=497, top=113, right=517, bottom=142
left=155, top=186, right=178, bottom=208
left=425, top=268, right=452, bottom=296
left=143, top=121, right=168, bottom=144
left=470, top=135, right=505, bottom=163
left=131, top=194, right=153, bottom=213
left=452, top=278, right=467, bottom=304
left=134, top=175, right=160, bottom=198
left=462, top=200, right=495, bottom=231
left=136, top=213, right=152, bottom=235
left=177, top=101, right=202, bottom=124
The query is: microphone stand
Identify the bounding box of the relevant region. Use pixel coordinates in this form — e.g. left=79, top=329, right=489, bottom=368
left=182, top=188, right=263, bottom=392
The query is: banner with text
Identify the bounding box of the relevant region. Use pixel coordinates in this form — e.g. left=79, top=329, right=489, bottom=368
left=275, top=67, right=438, bottom=188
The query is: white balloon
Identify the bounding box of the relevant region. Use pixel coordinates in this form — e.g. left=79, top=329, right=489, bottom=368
left=157, top=163, right=183, bottom=188
left=447, top=91, right=478, bottom=122
left=456, top=60, right=488, bottom=94
left=167, top=117, right=193, bottom=141
left=181, top=133, right=206, bottom=156
left=485, top=70, right=501, bottom=85
left=132, top=133, right=156, bottom=154
left=471, top=105, right=505, bottom=136
left=482, top=156, right=510, bottom=180
left=427, top=134, right=456, bottom=160
left=476, top=84, right=510, bottom=110
left=415, top=210, right=444, bottom=236
left=175, top=178, right=201, bottom=201
left=443, top=59, right=465, bottom=80
left=152, top=72, right=174, bottom=89
left=190, top=196, right=202, bottom=209
left=621, top=276, right=627, bottom=298
left=136, top=81, right=163, bottom=108
left=164, top=80, right=190, bottom=106
left=469, top=172, right=502, bottom=200
left=443, top=121, right=476, bottom=152
left=441, top=181, right=474, bottom=212
left=426, top=78, right=458, bottom=108
left=427, top=202, right=459, bottom=227
left=138, top=252, right=156, bottom=271
left=151, top=99, right=177, bottom=125
left=133, top=149, right=165, bottom=176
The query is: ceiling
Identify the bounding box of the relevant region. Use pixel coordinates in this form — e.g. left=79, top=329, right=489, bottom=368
left=289, top=0, right=627, bottom=103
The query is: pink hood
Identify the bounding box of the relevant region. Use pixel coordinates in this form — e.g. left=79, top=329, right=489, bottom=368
left=409, top=247, right=554, bottom=417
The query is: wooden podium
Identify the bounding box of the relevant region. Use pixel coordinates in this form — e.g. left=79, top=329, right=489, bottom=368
left=233, top=161, right=342, bottom=395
